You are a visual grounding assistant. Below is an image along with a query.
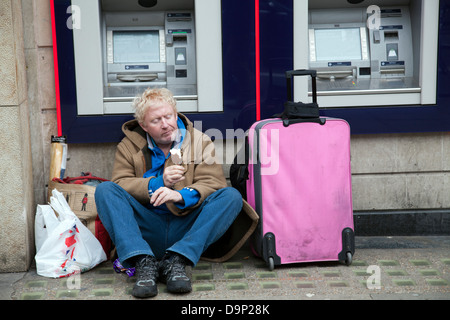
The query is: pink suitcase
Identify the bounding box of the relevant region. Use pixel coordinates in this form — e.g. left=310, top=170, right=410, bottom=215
left=246, top=70, right=355, bottom=270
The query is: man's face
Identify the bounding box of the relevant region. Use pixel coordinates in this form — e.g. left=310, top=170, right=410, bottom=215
left=139, top=102, right=178, bottom=148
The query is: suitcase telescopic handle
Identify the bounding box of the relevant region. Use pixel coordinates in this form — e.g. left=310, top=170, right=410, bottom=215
left=281, top=69, right=323, bottom=126
left=286, top=69, right=317, bottom=104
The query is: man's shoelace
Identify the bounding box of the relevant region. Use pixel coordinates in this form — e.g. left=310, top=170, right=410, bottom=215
left=165, top=255, right=189, bottom=279
left=136, top=256, right=158, bottom=280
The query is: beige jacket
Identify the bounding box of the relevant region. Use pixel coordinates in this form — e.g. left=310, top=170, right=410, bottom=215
left=112, top=113, right=228, bottom=216
left=111, top=113, right=259, bottom=261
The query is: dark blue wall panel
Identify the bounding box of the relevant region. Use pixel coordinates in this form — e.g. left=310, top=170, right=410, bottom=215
left=53, top=0, right=450, bottom=143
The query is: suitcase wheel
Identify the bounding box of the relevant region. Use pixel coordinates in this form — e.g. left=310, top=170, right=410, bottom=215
left=263, top=232, right=281, bottom=270
left=338, top=228, right=355, bottom=266
left=268, top=257, right=275, bottom=271
left=345, top=252, right=353, bottom=266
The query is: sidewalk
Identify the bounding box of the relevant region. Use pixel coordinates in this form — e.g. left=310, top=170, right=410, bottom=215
left=2, top=236, right=450, bottom=300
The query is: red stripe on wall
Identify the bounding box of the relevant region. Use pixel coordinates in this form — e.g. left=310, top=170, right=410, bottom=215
left=50, top=0, right=63, bottom=136
left=255, top=0, right=261, bottom=121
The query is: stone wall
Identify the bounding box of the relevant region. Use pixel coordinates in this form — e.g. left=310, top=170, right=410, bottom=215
left=0, top=0, right=34, bottom=272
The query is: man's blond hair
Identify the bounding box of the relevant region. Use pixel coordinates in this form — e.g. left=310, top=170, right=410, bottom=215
left=133, top=88, right=177, bottom=123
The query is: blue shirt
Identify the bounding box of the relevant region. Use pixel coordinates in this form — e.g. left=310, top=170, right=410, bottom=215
left=143, top=118, right=200, bottom=213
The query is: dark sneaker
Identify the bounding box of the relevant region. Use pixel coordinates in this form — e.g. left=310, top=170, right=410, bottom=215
left=159, top=253, right=192, bottom=293
left=132, top=255, right=159, bottom=298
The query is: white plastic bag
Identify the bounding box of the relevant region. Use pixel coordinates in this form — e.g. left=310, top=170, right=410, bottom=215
left=35, top=205, right=58, bottom=253
left=35, top=189, right=107, bottom=278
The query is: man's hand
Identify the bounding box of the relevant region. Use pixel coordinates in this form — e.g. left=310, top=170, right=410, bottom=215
left=150, top=187, right=184, bottom=207
left=163, top=165, right=185, bottom=188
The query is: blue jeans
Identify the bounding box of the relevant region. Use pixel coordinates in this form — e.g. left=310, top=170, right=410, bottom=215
left=95, top=182, right=242, bottom=267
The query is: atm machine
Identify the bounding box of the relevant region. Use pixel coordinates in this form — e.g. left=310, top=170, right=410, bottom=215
left=103, top=10, right=197, bottom=111
left=309, top=7, right=415, bottom=89
left=296, top=0, right=439, bottom=109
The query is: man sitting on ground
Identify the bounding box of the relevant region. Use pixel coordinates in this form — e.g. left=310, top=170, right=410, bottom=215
left=95, top=88, right=244, bottom=298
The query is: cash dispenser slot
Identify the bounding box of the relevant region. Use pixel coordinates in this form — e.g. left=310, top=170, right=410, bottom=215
left=380, top=62, right=405, bottom=75
left=316, top=67, right=357, bottom=80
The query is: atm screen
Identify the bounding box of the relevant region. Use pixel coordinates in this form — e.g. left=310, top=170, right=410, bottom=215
left=314, top=28, right=362, bottom=61
left=113, top=30, right=160, bottom=63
